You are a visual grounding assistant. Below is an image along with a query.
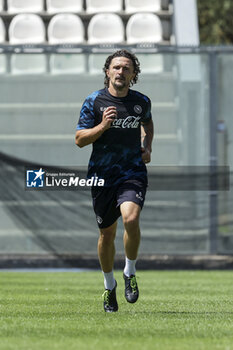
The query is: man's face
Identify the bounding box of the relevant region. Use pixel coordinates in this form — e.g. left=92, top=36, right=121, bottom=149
left=106, top=57, right=136, bottom=91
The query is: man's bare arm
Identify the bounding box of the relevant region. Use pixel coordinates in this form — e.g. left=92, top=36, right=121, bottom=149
left=141, top=119, right=154, bottom=163
left=75, top=106, right=117, bottom=148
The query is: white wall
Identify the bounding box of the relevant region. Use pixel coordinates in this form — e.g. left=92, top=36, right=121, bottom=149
left=173, top=0, right=199, bottom=45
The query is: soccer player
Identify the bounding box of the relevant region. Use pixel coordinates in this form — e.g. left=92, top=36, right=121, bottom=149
left=75, top=50, right=154, bottom=312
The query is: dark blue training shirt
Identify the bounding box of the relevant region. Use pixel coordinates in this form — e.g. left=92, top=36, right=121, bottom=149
left=77, top=87, right=152, bottom=186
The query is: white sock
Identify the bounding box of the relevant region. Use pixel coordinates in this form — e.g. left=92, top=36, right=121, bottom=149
left=103, top=271, right=115, bottom=290
left=124, top=257, right=136, bottom=277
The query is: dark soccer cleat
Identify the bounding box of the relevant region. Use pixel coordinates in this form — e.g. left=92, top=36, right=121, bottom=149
left=123, top=274, right=139, bottom=303
left=102, top=281, right=118, bottom=312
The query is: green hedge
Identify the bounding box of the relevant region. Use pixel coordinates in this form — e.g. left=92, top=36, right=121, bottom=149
left=197, top=0, right=233, bottom=44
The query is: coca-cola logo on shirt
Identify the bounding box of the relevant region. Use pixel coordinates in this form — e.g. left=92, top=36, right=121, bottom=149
left=110, top=116, right=141, bottom=129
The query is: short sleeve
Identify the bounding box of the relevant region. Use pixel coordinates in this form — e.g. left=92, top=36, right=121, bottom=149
left=141, top=97, right=152, bottom=125
left=76, top=92, right=98, bottom=130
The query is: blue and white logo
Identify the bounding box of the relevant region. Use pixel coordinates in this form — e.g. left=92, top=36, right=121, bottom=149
left=26, top=168, right=45, bottom=188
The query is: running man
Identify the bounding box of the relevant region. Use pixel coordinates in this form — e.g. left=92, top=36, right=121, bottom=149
left=75, top=50, right=154, bottom=312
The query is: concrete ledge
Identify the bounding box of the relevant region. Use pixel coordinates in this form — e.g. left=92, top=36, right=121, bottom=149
left=0, top=254, right=233, bottom=270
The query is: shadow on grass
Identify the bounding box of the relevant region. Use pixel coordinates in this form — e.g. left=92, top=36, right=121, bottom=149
left=112, top=306, right=233, bottom=317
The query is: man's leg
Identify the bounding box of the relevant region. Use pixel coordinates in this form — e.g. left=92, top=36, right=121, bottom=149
left=98, top=221, right=118, bottom=312
left=121, top=201, right=141, bottom=261
left=120, top=201, right=141, bottom=303
left=98, top=220, right=117, bottom=274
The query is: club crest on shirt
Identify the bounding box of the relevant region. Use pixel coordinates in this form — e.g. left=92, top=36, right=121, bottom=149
left=134, top=105, right=142, bottom=114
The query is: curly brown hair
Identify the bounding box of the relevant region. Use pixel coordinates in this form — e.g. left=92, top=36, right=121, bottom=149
left=103, top=49, right=141, bottom=87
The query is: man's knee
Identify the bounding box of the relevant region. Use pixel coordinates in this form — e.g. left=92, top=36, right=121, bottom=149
left=99, top=225, right=116, bottom=245
left=121, top=202, right=141, bottom=228
left=122, top=212, right=140, bottom=230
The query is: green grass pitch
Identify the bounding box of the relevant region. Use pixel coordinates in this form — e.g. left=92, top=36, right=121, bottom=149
left=0, top=270, right=233, bottom=350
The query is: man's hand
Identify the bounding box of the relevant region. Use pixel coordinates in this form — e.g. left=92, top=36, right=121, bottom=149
left=141, top=147, right=151, bottom=164
left=101, top=106, right=117, bottom=130
left=141, top=119, right=153, bottom=164
left=75, top=106, right=117, bottom=148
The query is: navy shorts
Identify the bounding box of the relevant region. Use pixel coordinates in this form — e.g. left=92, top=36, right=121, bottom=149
left=91, top=179, right=147, bottom=229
